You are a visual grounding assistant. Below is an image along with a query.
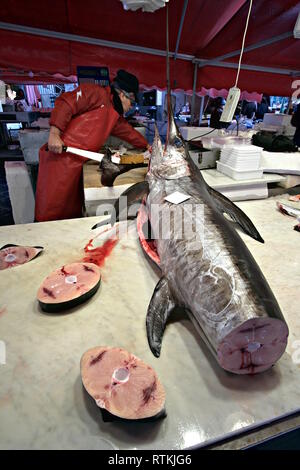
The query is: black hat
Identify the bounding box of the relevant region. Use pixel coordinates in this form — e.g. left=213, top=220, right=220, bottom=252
left=114, top=69, right=139, bottom=101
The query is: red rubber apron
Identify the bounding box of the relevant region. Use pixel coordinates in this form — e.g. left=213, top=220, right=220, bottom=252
left=35, top=104, right=120, bottom=222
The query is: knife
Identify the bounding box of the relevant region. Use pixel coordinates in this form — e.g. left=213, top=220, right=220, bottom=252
left=46, top=145, right=104, bottom=163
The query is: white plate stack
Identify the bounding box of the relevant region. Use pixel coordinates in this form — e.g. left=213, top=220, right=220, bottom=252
left=217, top=145, right=263, bottom=180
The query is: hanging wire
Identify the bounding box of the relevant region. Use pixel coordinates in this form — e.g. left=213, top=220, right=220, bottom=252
left=235, top=0, right=253, bottom=88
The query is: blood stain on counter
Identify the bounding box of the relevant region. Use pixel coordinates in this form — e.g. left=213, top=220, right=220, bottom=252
left=0, top=393, right=12, bottom=407
left=82, top=238, right=118, bottom=268
left=0, top=307, right=7, bottom=318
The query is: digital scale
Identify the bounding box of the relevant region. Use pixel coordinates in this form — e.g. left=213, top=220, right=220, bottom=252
left=77, top=66, right=110, bottom=86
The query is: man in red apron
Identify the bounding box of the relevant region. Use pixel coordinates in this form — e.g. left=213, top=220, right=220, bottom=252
left=35, top=70, right=148, bottom=222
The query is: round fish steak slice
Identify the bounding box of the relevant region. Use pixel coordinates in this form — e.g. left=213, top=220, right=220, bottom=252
left=217, top=317, right=289, bottom=374
left=0, top=244, right=43, bottom=270
left=37, top=262, right=101, bottom=312
left=81, top=346, right=166, bottom=420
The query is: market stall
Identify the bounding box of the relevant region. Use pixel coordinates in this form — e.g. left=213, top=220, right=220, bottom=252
left=1, top=0, right=300, bottom=453
left=0, top=195, right=300, bottom=450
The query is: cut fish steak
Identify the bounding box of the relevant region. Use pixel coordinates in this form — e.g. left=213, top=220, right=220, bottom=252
left=0, top=244, right=43, bottom=270
left=81, top=346, right=166, bottom=420
left=217, top=317, right=288, bottom=374
left=37, top=262, right=101, bottom=312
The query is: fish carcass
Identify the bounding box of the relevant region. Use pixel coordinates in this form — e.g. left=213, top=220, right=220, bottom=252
left=92, top=111, right=289, bottom=376
left=138, top=107, right=289, bottom=375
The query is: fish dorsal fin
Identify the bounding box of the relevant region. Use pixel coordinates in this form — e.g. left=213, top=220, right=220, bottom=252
left=207, top=186, right=264, bottom=243
left=146, top=277, right=176, bottom=357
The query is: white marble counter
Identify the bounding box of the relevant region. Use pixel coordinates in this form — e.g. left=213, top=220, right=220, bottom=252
left=0, top=194, right=300, bottom=450
left=202, top=169, right=285, bottom=188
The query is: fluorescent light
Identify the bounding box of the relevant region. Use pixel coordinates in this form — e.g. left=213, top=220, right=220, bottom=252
left=120, top=1, right=169, bottom=13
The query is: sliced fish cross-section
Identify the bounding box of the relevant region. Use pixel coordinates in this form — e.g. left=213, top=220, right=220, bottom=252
left=217, top=317, right=288, bottom=374
left=0, top=244, right=43, bottom=270
left=37, top=262, right=101, bottom=312
left=81, top=347, right=166, bottom=420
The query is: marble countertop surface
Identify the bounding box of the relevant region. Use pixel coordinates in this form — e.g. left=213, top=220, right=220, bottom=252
left=202, top=169, right=285, bottom=188
left=0, top=194, right=300, bottom=450
left=83, top=163, right=285, bottom=200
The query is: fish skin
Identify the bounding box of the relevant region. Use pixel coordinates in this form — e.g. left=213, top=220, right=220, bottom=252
left=144, top=103, right=288, bottom=373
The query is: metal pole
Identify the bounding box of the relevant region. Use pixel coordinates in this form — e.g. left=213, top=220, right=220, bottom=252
left=165, top=2, right=170, bottom=148
left=190, top=63, right=198, bottom=124
left=196, top=60, right=300, bottom=76
left=166, top=3, right=170, bottom=98
left=174, top=0, right=189, bottom=61
left=286, top=97, right=292, bottom=114
left=0, top=21, right=194, bottom=61
left=196, top=31, right=293, bottom=67
left=1, top=22, right=299, bottom=77
left=199, top=96, right=204, bottom=125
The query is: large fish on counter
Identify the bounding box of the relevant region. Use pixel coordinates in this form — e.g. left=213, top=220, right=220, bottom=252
left=93, top=105, right=289, bottom=377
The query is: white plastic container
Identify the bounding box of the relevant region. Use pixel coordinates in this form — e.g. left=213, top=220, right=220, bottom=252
left=263, top=113, right=292, bottom=127
left=220, top=155, right=261, bottom=170
left=217, top=161, right=263, bottom=180
left=201, top=135, right=251, bottom=149
left=219, top=145, right=262, bottom=171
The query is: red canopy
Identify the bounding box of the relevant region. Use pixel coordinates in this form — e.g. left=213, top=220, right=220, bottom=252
left=0, top=0, right=299, bottom=96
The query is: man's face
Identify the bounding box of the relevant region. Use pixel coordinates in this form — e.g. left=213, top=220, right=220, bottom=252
left=119, top=90, right=135, bottom=114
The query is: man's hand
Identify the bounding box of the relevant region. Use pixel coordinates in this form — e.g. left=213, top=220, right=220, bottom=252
left=48, top=126, right=64, bottom=153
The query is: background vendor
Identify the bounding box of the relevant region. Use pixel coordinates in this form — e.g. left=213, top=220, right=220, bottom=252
left=35, top=69, right=148, bottom=222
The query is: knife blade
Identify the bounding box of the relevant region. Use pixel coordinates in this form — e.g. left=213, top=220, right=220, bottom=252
left=63, top=146, right=104, bottom=163
left=46, top=145, right=104, bottom=163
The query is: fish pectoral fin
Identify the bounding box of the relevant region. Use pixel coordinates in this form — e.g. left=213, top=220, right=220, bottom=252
left=207, top=186, right=264, bottom=243
left=146, top=277, right=177, bottom=358
left=113, top=180, right=149, bottom=225
left=91, top=181, right=149, bottom=230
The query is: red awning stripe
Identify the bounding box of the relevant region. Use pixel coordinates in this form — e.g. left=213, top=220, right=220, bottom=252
left=0, top=0, right=299, bottom=96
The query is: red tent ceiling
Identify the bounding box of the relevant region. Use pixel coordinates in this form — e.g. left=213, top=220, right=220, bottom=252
left=0, top=0, right=299, bottom=96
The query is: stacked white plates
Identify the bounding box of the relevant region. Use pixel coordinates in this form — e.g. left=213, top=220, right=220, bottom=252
left=217, top=145, right=263, bottom=180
